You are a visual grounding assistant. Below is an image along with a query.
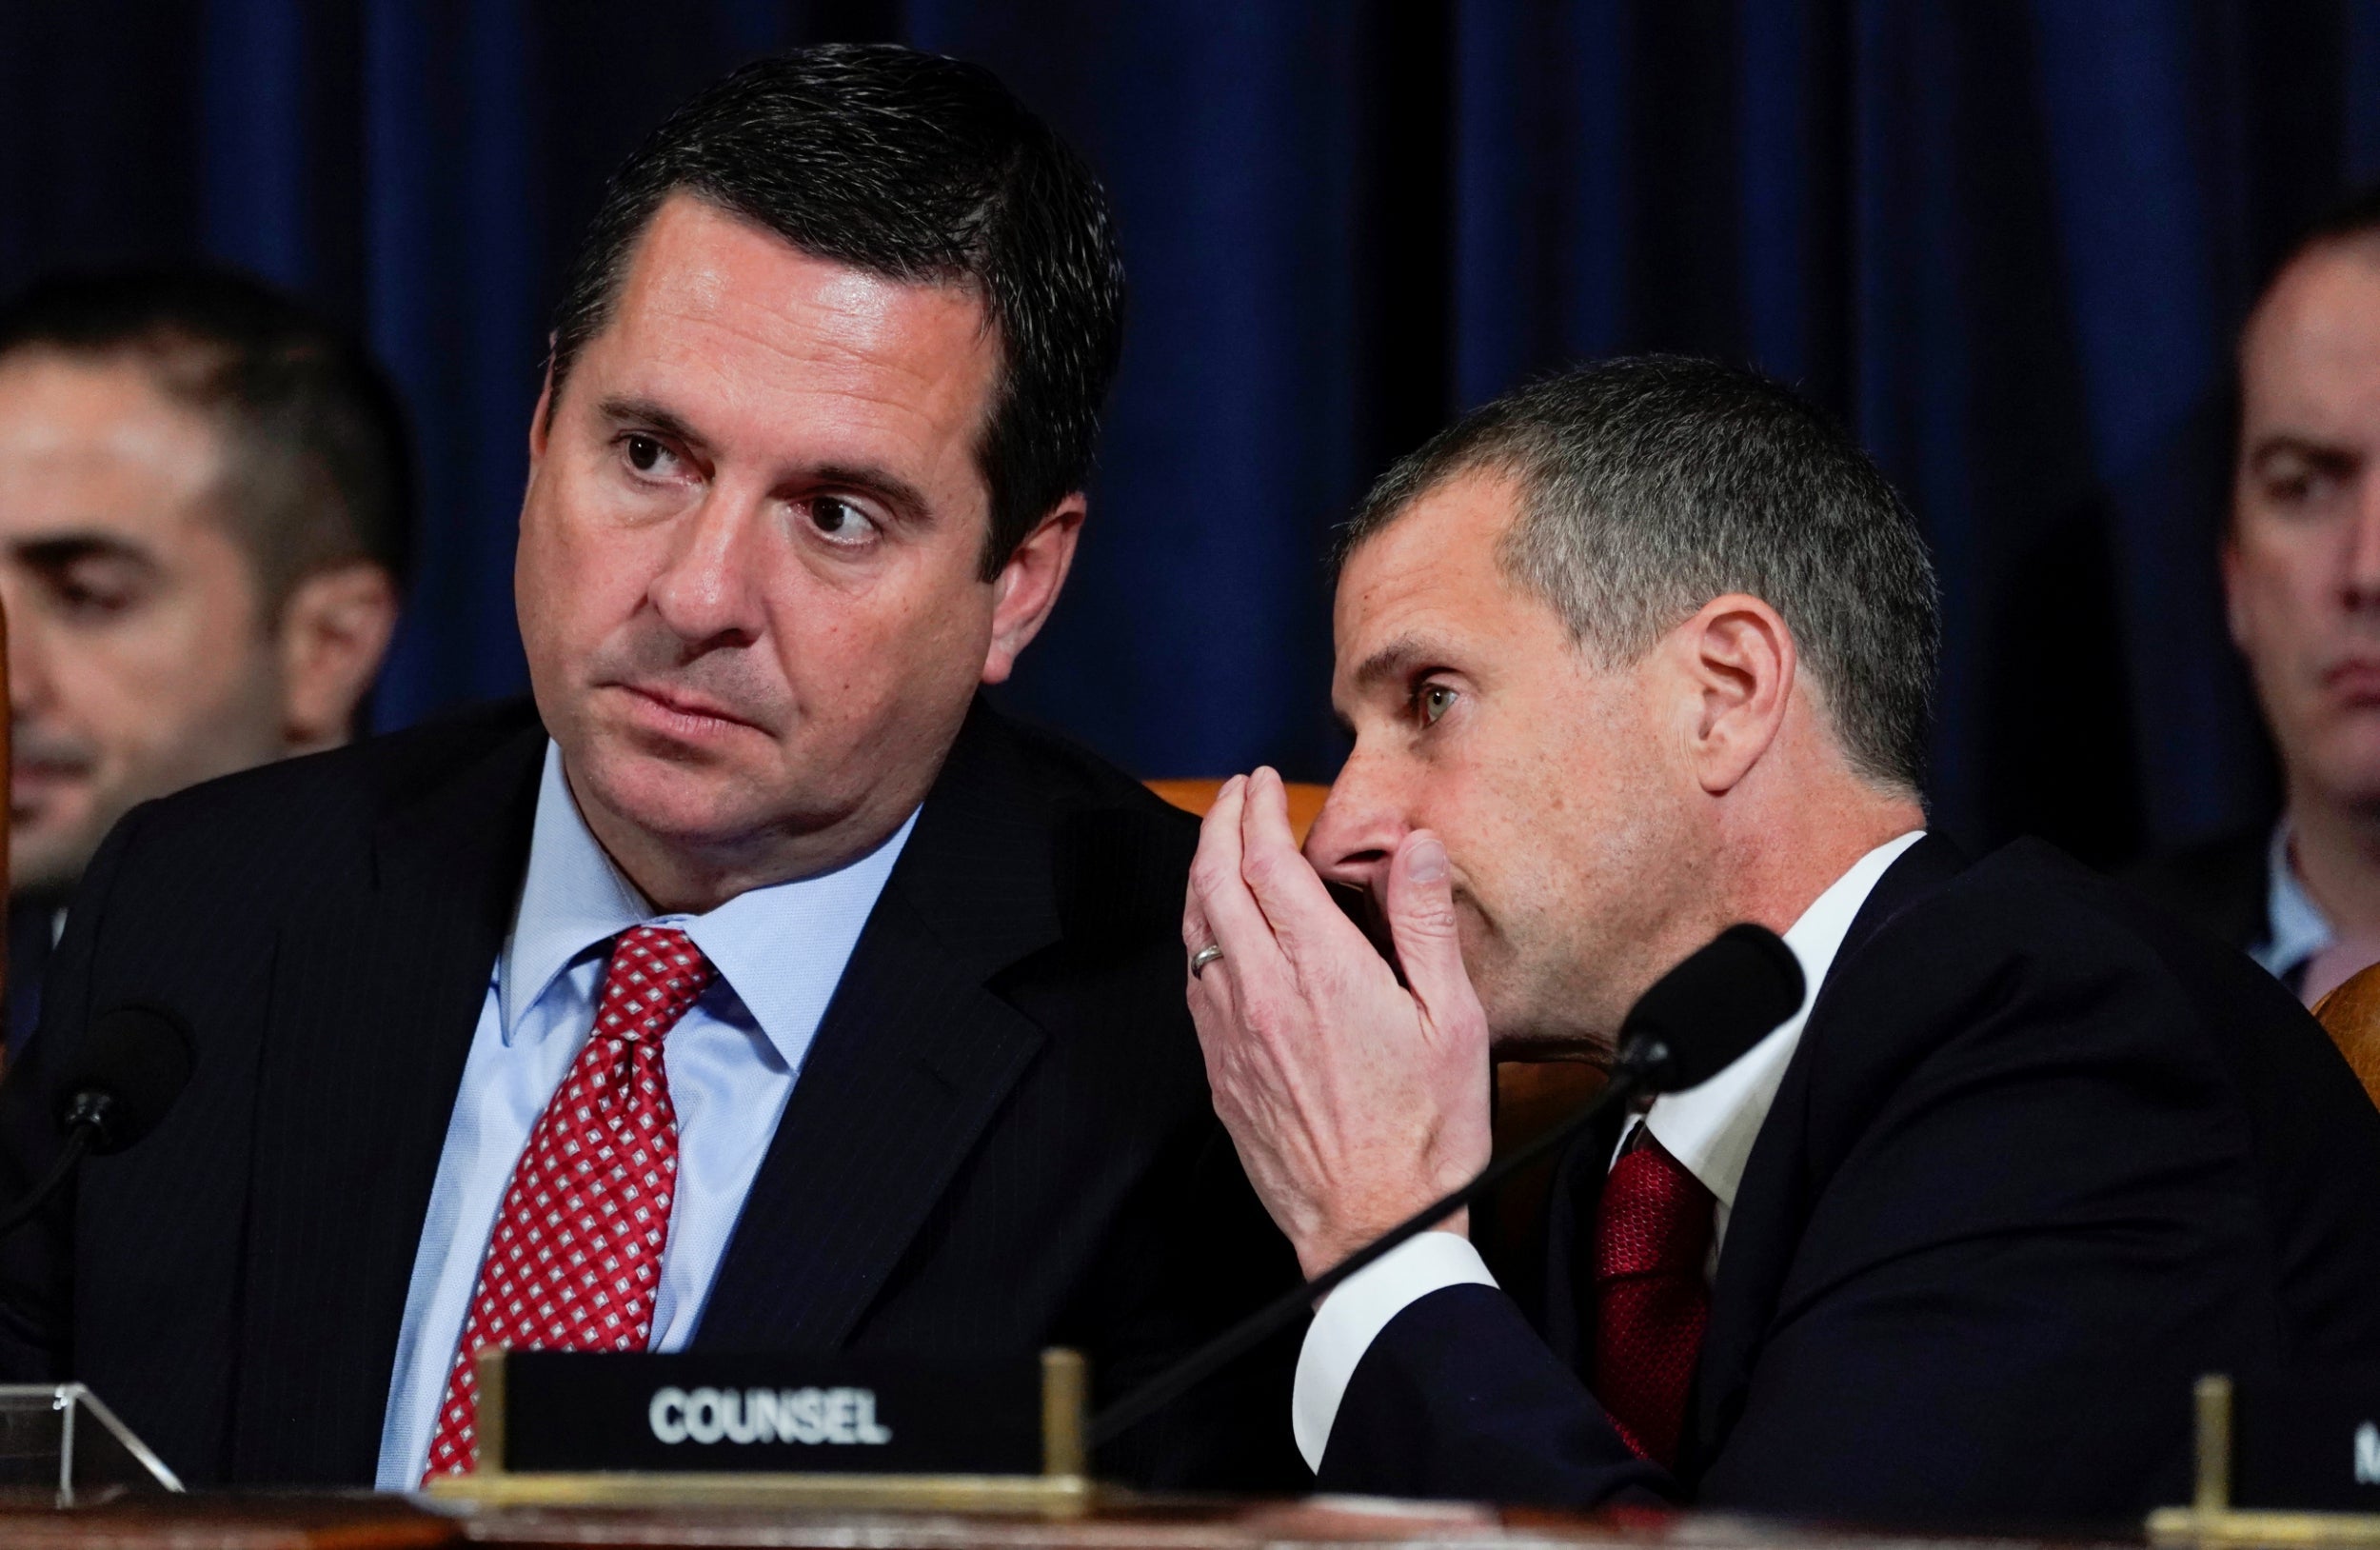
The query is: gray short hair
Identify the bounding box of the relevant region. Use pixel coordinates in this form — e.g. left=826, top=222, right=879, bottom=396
left=1339, top=356, right=1940, bottom=793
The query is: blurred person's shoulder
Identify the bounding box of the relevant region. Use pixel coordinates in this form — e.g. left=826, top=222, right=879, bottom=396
left=2114, top=826, right=2271, bottom=955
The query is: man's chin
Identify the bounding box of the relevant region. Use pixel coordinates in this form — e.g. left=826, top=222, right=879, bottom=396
left=574, top=753, right=761, bottom=844
left=2303, top=735, right=2380, bottom=813
left=10, top=826, right=104, bottom=898
left=574, top=733, right=863, bottom=857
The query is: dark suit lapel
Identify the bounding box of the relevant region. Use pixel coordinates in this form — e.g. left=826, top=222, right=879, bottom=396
left=696, top=700, right=1063, bottom=1351
left=228, top=719, right=545, bottom=1482
left=1681, top=832, right=1967, bottom=1481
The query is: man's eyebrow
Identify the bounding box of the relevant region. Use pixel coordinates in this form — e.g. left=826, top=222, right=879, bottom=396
left=1348, top=633, right=1445, bottom=693
left=2250, top=432, right=2360, bottom=470
left=805, top=463, right=936, bottom=527
left=598, top=395, right=706, bottom=449
left=13, top=532, right=156, bottom=571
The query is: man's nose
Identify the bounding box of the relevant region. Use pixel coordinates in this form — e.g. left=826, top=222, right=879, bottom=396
left=2, top=578, right=52, bottom=718
left=646, top=491, right=766, bottom=648
left=1303, top=760, right=1410, bottom=898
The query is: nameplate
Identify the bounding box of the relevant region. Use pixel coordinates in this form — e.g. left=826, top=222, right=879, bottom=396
left=2232, top=1368, right=2380, bottom=1511
left=495, top=1352, right=1046, bottom=1476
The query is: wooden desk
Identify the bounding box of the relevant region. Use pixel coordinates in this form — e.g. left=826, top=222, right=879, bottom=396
left=445, top=1497, right=2136, bottom=1550
left=0, top=1488, right=453, bottom=1547
left=0, top=1492, right=2149, bottom=1550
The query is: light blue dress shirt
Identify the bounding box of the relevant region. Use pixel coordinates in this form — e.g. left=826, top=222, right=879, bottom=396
left=2257, top=819, right=2333, bottom=984
left=374, top=742, right=916, bottom=1487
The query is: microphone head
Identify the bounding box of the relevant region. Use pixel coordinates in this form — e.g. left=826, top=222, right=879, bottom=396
left=57, top=1004, right=195, bottom=1156
left=1616, top=924, right=1805, bottom=1094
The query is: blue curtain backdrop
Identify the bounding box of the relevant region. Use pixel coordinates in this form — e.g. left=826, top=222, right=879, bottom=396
left=2, top=0, right=2375, bottom=866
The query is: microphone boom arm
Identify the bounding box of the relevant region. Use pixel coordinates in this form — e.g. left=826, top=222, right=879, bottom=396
left=1085, top=1042, right=1665, bottom=1451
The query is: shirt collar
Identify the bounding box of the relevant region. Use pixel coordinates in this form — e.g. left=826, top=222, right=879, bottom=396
left=499, top=742, right=918, bottom=1071
left=2257, top=817, right=2334, bottom=981
left=1641, top=829, right=1927, bottom=1215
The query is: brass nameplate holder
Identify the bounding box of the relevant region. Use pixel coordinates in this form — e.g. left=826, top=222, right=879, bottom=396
left=424, top=1347, right=1093, bottom=1515
left=2151, top=1375, right=2380, bottom=1547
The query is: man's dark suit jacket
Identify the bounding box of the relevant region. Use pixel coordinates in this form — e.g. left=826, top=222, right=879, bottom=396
left=5, top=893, right=57, bottom=1060
left=0, top=697, right=1301, bottom=1489
left=2121, top=827, right=2270, bottom=963
left=1322, top=836, right=2380, bottom=1527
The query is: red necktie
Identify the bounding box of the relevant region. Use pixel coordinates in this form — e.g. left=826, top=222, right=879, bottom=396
left=421, top=924, right=717, bottom=1480
left=1590, top=1125, right=1716, bottom=1470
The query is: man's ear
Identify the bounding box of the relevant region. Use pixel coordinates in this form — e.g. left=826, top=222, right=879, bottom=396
left=1671, top=592, right=1795, bottom=796
left=2220, top=531, right=2252, bottom=650
left=526, top=351, right=557, bottom=465
left=981, top=494, right=1087, bottom=685
left=278, top=562, right=401, bottom=753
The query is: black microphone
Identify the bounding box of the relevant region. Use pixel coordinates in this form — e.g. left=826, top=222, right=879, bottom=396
left=0, top=1005, right=194, bottom=1241
left=1603, top=923, right=1807, bottom=1092
left=1087, top=923, right=1803, bottom=1450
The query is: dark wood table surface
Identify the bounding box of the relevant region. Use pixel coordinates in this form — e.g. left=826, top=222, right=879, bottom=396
left=0, top=1491, right=2155, bottom=1550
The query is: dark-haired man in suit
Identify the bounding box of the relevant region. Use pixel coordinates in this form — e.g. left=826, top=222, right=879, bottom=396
left=0, top=268, right=411, bottom=1052
left=0, top=45, right=1296, bottom=1491
left=1185, top=357, right=2380, bottom=1525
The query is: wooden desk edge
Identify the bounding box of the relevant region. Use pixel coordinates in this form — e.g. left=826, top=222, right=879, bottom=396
left=423, top=1469, right=1097, bottom=1516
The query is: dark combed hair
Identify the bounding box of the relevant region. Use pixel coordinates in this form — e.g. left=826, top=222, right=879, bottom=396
left=2280, top=180, right=2380, bottom=266
left=0, top=267, right=413, bottom=610
left=548, top=43, right=1126, bottom=578
left=1339, top=356, right=1942, bottom=793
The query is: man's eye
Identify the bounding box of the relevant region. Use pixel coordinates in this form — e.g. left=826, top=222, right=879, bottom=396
left=625, top=434, right=670, bottom=474
left=1418, top=684, right=1457, bottom=725
left=53, top=566, right=142, bottom=618
left=2255, top=451, right=2357, bottom=510
left=804, top=496, right=881, bottom=546
left=2266, top=468, right=2321, bottom=504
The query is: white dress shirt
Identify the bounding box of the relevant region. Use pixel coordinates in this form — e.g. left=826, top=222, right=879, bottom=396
left=374, top=743, right=916, bottom=1486
left=1289, top=830, right=1926, bottom=1472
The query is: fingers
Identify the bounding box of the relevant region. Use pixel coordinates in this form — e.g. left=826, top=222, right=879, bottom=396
left=1181, top=883, right=1214, bottom=972
left=1382, top=828, right=1484, bottom=1041
left=1181, top=861, right=1240, bottom=1019
left=1185, top=775, right=1282, bottom=1004
left=1238, top=767, right=1361, bottom=960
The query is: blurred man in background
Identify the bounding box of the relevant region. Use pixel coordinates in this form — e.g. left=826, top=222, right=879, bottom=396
left=0, top=270, right=410, bottom=1045
left=2130, top=188, right=2380, bottom=1003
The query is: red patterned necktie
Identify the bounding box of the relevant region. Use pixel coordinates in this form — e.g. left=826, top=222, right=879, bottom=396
left=1590, top=1124, right=1716, bottom=1470
left=421, top=924, right=717, bottom=1480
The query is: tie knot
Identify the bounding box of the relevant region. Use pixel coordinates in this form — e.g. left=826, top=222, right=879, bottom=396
left=593, top=925, right=717, bottom=1045
left=1595, top=1131, right=1716, bottom=1282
